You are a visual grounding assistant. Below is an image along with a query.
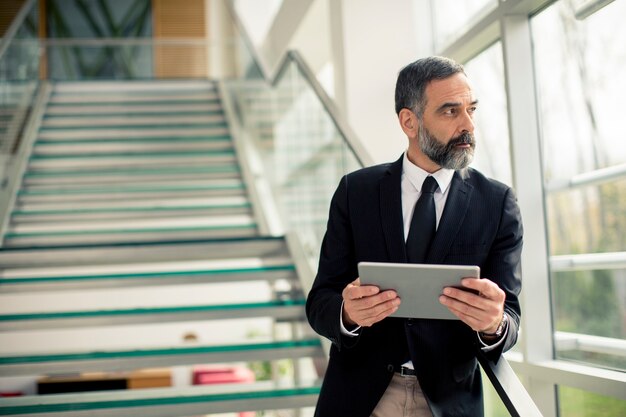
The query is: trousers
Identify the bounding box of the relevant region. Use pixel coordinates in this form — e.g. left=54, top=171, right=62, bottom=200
left=370, top=372, right=433, bottom=417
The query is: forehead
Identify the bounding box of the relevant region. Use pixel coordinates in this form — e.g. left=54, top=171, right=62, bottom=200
left=424, top=73, right=475, bottom=107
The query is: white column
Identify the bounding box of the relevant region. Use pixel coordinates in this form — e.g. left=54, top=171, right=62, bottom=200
left=501, top=13, right=558, bottom=417
left=339, top=0, right=420, bottom=164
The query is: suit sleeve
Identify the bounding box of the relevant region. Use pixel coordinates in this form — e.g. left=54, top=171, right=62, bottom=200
left=480, top=187, right=523, bottom=361
left=306, top=175, right=360, bottom=350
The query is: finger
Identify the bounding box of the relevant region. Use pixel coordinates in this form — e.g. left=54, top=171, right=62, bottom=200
left=439, top=295, right=482, bottom=321
left=342, top=281, right=379, bottom=301
left=442, top=287, right=490, bottom=310
left=352, top=290, right=398, bottom=312
left=359, top=299, right=401, bottom=327
left=446, top=306, right=485, bottom=331
left=350, top=284, right=382, bottom=300
left=440, top=294, right=503, bottom=332
left=461, top=278, right=504, bottom=301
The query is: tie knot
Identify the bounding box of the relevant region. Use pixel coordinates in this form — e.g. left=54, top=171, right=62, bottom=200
left=421, top=176, right=438, bottom=194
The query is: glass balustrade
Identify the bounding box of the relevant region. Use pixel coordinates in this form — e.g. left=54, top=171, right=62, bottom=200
left=224, top=58, right=362, bottom=270
left=0, top=0, right=40, bottom=156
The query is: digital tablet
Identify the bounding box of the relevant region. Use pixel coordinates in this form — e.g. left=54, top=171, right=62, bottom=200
left=358, top=262, right=480, bottom=320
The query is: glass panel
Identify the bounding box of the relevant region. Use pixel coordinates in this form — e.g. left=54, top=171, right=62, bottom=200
left=482, top=369, right=510, bottom=417
left=558, top=385, right=626, bottom=417
left=546, top=180, right=626, bottom=255
left=552, top=268, right=625, bottom=370
left=46, top=0, right=152, bottom=38
left=431, top=0, right=498, bottom=50
left=463, top=41, right=512, bottom=186
left=0, top=1, right=40, bottom=155
left=225, top=60, right=361, bottom=270
left=532, top=0, right=626, bottom=370
left=42, top=38, right=257, bottom=81
left=532, top=0, right=626, bottom=181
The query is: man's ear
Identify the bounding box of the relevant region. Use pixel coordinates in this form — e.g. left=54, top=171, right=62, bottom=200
left=398, top=108, right=419, bottom=139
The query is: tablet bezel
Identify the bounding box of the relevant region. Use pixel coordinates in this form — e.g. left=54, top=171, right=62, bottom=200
left=357, top=262, right=480, bottom=320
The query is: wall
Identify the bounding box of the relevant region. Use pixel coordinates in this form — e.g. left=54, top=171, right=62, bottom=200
left=339, top=0, right=420, bottom=163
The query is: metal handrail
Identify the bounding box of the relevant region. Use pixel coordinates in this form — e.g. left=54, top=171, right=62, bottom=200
left=478, top=352, right=544, bottom=417
left=222, top=0, right=374, bottom=168
left=0, top=0, right=37, bottom=61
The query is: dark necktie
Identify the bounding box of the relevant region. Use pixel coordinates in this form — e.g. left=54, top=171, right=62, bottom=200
left=406, top=176, right=439, bottom=263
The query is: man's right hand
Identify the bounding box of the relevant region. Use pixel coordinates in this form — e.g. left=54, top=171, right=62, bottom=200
left=342, top=278, right=401, bottom=327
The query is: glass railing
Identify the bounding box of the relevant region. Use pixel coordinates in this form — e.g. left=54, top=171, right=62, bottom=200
left=41, top=38, right=262, bottom=81
left=0, top=0, right=40, bottom=156
left=0, top=0, right=41, bottom=241
left=224, top=56, right=362, bottom=270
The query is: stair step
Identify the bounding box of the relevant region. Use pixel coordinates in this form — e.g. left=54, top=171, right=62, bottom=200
left=17, top=192, right=246, bottom=208
left=52, top=81, right=216, bottom=93
left=23, top=165, right=240, bottom=181
left=37, top=127, right=229, bottom=141
left=32, top=141, right=233, bottom=156
left=13, top=195, right=248, bottom=215
left=11, top=205, right=252, bottom=224
left=0, top=256, right=292, bottom=292
left=45, top=103, right=223, bottom=115
left=48, top=93, right=219, bottom=105
left=26, top=154, right=237, bottom=171
left=35, top=134, right=231, bottom=144
left=2, top=226, right=259, bottom=249
left=17, top=178, right=243, bottom=196
left=0, top=299, right=306, bottom=331
left=0, top=236, right=290, bottom=266
left=3, top=215, right=258, bottom=249
left=0, top=381, right=320, bottom=416
left=40, top=115, right=225, bottom=129
left=0, top=338, right=322, bottom=376
left=20, top=175, right=241, bottom=190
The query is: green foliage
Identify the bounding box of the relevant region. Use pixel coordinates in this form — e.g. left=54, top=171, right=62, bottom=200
left=559, top=386, right=626, bottom=417
left=552, top=269, right=621, bottom=338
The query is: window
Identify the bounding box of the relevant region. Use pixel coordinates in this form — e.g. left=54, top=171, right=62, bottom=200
left=431, top=0, right=497, bottom=49
left=531, top=0, right=626, bottom=372
left=558, top=385, right=626, bottom=417
left=463, top=42, right=512, bottom=185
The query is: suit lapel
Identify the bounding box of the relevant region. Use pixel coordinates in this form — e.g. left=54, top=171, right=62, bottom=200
left=380, top=155, right=407, bottom=262
left=428, top=171, right=473, bottom=263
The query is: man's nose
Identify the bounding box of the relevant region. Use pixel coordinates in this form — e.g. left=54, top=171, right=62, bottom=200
left=459, top=110, right=475, bottom=134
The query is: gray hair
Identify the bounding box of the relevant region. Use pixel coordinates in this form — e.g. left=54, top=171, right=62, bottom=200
left=395, top=56, right=465, bottom=118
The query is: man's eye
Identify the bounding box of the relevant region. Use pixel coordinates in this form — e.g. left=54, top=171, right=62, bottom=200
left=468, top=106, right=478, bottom=114
left=444, top=108, right=456, bottom=115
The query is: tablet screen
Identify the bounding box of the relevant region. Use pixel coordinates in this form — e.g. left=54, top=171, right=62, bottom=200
left=358, top=262, right=480, bottom=320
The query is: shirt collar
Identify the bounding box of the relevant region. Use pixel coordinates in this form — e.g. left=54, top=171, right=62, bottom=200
left=402, top=151, right=454, bottom=194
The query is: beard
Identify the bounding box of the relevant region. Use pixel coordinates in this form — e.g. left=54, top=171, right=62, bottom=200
left=417, top=125, right=475, bottom=170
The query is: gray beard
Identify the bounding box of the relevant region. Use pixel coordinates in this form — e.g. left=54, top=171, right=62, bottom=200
left=418, top=126, right=475, bottom=170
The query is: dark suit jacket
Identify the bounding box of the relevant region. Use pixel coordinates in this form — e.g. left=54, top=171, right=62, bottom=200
left=306, top=155, right=523, bottom=417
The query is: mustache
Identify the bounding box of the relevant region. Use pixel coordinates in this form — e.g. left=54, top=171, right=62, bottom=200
left=448, top=132, right=474, bottom=147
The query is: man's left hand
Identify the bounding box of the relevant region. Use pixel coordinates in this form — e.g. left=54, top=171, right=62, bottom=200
left=439, top=277, right=504, bottom=334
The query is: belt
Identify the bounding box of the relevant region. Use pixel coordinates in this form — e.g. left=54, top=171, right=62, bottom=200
left=396, top=365, right=417, bottom=377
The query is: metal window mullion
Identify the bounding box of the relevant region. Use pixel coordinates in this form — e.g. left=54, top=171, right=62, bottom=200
left=501, top=13, right=558, bottom=417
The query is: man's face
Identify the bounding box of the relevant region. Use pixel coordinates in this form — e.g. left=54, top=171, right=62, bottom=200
left=417, top=73, right=477, bottom=170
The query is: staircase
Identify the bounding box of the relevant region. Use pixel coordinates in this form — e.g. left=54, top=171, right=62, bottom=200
left=0, top=81, right=323, bottom=416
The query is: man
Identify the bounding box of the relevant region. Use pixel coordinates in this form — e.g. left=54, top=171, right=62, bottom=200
left=306, top=56, right=523, bottom=417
